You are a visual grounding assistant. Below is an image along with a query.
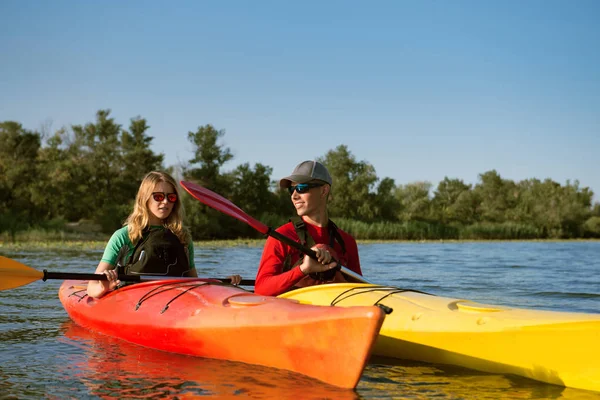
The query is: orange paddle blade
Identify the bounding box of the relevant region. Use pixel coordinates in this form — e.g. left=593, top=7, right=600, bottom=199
left=0, top=256, right=44, bottom=290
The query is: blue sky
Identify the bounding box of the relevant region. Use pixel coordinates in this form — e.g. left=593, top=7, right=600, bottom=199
left=1, top=1, right=598, bottom=201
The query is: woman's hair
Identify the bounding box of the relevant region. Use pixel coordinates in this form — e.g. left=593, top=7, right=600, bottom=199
left=124, top=171, right=191, bottom=245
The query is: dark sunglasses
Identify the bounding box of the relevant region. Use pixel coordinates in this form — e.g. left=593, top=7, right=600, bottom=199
left=152, top=192, right=178, bottom=203
left=288, top=183, right=324, bottom=195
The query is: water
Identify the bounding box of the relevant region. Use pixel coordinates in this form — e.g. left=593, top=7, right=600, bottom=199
left=1, top=242, right=599, bottom=399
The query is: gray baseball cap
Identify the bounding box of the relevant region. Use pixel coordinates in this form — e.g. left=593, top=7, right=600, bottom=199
left=279, top=160, right=333, bottom=188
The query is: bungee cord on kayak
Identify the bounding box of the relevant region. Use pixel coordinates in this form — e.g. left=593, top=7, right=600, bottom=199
left=329, top=286, right=433, bottom=307
left=134, top=281, right=212, bottom=313
left=66, top=287, right=88, bottom=301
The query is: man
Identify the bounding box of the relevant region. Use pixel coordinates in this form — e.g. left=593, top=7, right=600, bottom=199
left=255, top=160, right=362, bottom=296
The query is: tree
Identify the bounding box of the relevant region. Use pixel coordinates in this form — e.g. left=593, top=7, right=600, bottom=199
left=68, top=110, right=124, bottom=224
left=319, top=145, right=379, bottom=220
left=120, top=117, right=165, bottom=188
left=0, top=121, right=41, bottom=238
left=182, top=124, right=236, bottom=239
left=184, top=124, right=233, bottom=194
left=432, top=177, right=474, bottom=223
left=451, top=190, right=480, bottom=224
left=473, top=170, right=517, bottom=223
left=223, top=162, right=280, bottom=237
left=395, top=181, right=432, bottom=221
left=555, top=180, right=593, bottom=237
left=30, top=111, right=165, bottom=231
left=30, top=128, right=84, bottom=220
left=592, top=202, right=600, bottom=217
left=371, top=177, right=401, bottom=222
left=0, top=121, right=41, bottom=210
left=228, top=162, right=275, bottom=218
left=508, top=178, right=593, bottom=238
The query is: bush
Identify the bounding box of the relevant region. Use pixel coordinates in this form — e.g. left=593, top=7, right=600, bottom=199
left=459, top=222, right=542, bottom=240
left=335, top=218, right=459, bottom=240
left=583, top=217, right=600, bottom=238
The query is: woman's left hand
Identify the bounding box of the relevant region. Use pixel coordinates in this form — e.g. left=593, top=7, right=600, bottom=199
left=227, top=274, right=242, bottom=286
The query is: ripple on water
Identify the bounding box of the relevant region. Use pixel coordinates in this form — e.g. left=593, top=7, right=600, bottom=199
left=1, top=243, right=599, bottom=399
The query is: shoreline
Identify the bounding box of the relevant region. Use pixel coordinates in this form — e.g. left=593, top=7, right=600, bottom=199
left=1, top=238, right=598, bottom=251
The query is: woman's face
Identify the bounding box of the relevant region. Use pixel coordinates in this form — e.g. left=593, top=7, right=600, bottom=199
left=147, top=181, right=177, bottom=225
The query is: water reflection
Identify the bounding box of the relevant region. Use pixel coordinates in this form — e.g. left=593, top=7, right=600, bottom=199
left=360, top=356, right=600, bottom=400
left=57, top=322, right=600, bottom=400
left=59, top=321, right=360, bottom=399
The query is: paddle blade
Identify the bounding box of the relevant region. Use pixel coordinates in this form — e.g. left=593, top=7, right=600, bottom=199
left=0, top=256, right=44, bottom=290
left=180, top=180, right=270, bottom=235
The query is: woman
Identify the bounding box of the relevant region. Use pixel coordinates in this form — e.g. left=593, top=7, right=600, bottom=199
left=87, top=171, right=241, bottom=298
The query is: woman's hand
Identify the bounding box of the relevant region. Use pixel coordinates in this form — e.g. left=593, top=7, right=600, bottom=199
left=103, top=268, right=121, bottom=289
left=87, top=261, right=119, bottom=298
left=226, top=274, right=242, bottom=286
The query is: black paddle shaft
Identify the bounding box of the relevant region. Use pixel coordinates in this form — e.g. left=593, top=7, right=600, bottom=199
left=267, top=228, right=373, bottom=284
left=43, top=270, right=140, bottom=282
left=268, top=229, right=317, bottom=258
left=268, top=228, right=341, bottom=271
left=42, top=270, right=254, bottom=286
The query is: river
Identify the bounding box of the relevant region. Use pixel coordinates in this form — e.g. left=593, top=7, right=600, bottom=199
left=1, top=241, right=599, bottom=399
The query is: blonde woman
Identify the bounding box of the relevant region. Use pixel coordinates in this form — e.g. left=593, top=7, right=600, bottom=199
left=87, top=171, right=241, bottom=298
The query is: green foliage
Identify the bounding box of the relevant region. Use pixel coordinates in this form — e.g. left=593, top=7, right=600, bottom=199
left=432, top=177, right=475, bottom=223
left=227, top=162, right=276, bottom=218
left=0, top=122, right=42, bottom=222
left=96, top=203, right=133, bottom=233
left=0, top=211, right=30, bottom=242
left=372, top=177, right=401, bottom=222
left=459, top=222, right=543, bottom=240
left=1, top=110, right=165, bottom=234
left=259, top=211, right=289, bottom=231
left=181, top=124, right=266, bottom=239
left=183, top=124, right=233, bottom=193
left=273, top=186, right=296, bottom=216
left=473, top=170, right=518, bottom=223
left=319, top=145, right=379, bottom=220
left=120, top=117, right=165, bottom=192
left=335, top=218, right=459, bottom=240
left=0, top=113, right=597, bottom=241
left=182, top=195, right=225, bottom=240
left=395, top=181, right=433, bottom=222
left=583, top=217, right=600, bottom=238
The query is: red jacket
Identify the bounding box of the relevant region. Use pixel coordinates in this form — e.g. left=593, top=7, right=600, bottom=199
left=255, top=219, right=362, bottom=296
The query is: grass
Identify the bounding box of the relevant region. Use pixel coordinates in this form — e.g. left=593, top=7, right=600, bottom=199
left=1, top=224, right=598, bottom=252
left=2, top=236, right=597, bottom=253
left=0, top=236, right=267, bottom=252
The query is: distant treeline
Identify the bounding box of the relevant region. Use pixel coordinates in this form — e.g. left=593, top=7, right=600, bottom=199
left=1, top=110, right=599, bottom=241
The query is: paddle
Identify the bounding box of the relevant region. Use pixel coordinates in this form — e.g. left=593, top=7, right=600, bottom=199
left=0, top=256, right=255, bottom=291
left=180, top=180, right=371, bottom=284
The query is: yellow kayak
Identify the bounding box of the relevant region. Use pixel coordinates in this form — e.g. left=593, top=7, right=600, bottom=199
left=279, top=283, right=600, bottom=392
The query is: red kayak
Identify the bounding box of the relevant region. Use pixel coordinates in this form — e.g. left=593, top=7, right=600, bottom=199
left=59, top=279, right=385, bottom=388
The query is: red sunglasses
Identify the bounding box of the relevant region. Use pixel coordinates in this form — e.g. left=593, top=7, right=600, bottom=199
left=152, top=192, right=178, bottom=203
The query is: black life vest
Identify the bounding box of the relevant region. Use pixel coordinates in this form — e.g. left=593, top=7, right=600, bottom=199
left=282, top=216, right=346, bottom=281
left=118, top=228, right=192, bottom=277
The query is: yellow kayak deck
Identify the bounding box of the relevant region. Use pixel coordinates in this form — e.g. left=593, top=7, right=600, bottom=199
left=279, top=283, right=600, bottom=392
